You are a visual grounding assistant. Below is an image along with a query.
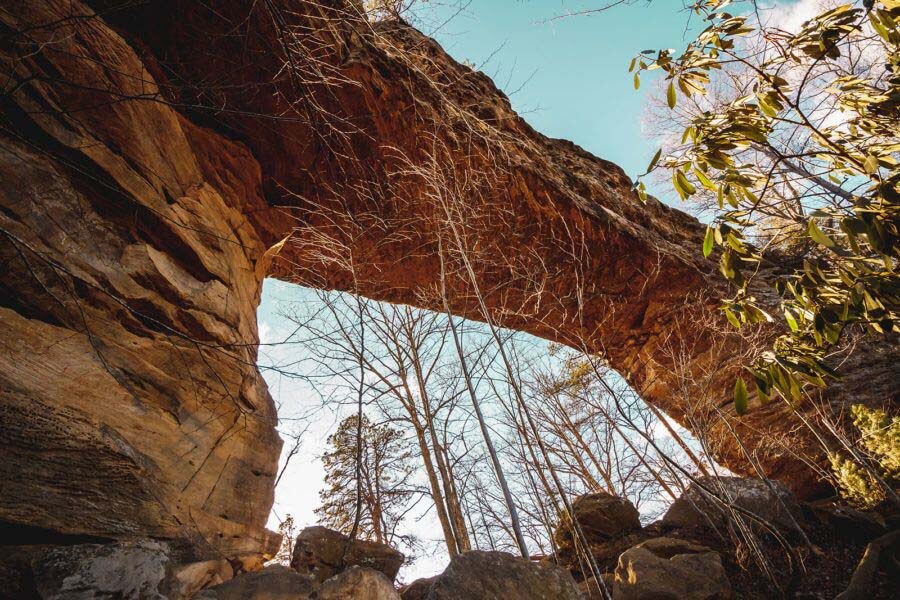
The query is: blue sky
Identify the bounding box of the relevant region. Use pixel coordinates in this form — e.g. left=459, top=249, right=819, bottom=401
left=413, top=0, right=702, bottom=196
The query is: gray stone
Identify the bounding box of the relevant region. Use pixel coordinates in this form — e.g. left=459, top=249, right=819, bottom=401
left=663, top=476, right=803, bottom=535
left=24, top=540, right=239, bottom=599
left=31, top=540, right=173, bottom=600
left=425, top=551, right=581, bottom=600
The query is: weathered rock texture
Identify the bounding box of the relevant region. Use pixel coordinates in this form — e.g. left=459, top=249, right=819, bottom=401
left=553, top=492, right=646, bottom=577
left=195, top=564, right=399, bottom=600
left=613, top=538, right=731, bottom=600
left=662, top=476, right=804, bottom=536
left=290, top=526, right=404, bottom=584
left=1, top=539, right=233, bottom=599
left=30, top=540, right=177, bottom=600
left=0, top=0, right=282, bottom=558
left=554, top=492, right=642, bottom=549
left=400, top=576, right=437, bottom=600
left=559, top=496, right=897, bottom=600
left=0, top=0, right=896, bottom=558
left=423, top=551, right=582, bottom=600
left=194, top=565, right=317, bottom=600
left=316, top=566, right=400, bottom=600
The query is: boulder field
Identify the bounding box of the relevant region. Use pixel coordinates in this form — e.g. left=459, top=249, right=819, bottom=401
left=1, top=484, right=896, bottom=597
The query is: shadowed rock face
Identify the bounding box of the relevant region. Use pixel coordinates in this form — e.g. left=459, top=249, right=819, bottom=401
left=0, top=0, right=895, bottom=557
left=424, top=551, right=582, bottom=600
left=661, top=477, right=804, bottom=536
left=194, top=565, right=318, bottom=600
left=290, top=526, right=404, bottom=584
left=0, top=0, right=283, bottom=556
left=554, top=492, right=642, bottom=549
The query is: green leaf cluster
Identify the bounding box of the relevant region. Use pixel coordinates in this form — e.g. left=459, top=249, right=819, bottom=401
left=631, top=0, right=900, bottom=415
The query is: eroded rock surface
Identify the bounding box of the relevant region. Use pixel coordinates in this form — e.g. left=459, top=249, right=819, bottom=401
left=316, top=565, right=400, bottom=600
left=424, top=551, right=582, bottom=600
left=554, top=492, right=642, bottom=548
left=613, top=538, right=731, bottom=600
left=399, top=576, right=437, bottom=600
left=291, top=527, right=404, bottom=584
left=171, top=559, right=235, bottom=599
left=1, top=539, right=234, bottom=599
left=195, top=565, right=317, bottom=600
left=662, top=476, right=804, bottom=535
left=0, top=0, right=282, bottom=557
left=31, top=540, right=174, bottom=600
left=1, top=0, right=895, bottom=563
left=553, top=492, right=645, bottom=577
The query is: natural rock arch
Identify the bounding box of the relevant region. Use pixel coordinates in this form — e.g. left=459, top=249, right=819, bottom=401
left=1, top=0, right=894, bottom=557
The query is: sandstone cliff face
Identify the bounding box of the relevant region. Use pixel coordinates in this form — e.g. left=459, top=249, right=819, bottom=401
left=0, top=0, right=281, bottom=555
left=0, top=0, right=894, bottom=557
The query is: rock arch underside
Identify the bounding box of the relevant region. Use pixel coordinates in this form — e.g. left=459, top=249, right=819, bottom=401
left=1, top=0, right=897, bottom=560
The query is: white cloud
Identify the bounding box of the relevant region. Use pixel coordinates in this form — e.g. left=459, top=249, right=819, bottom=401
left=759, top=0, right=829, bottom=33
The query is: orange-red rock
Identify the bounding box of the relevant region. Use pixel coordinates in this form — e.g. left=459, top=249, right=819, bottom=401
left=1, top=0, right=895, bottom=558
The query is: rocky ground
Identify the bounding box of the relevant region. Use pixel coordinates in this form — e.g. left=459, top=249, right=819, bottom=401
left=548, top=477, right=899, bottom=600
left=2, top=476, right=896, bottom=599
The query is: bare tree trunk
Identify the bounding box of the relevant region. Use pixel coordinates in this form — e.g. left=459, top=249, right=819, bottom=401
left=408, top=342, right=472, bottom=552
left=408, top=411, right=460, bottom=556
left=365, top=450, right=385, bottom=544
left=348, top=288, right=367, bottom=543
left=438, top=242, right=530, bottom=558
left=439, top=196, right=610, bottom=596
left=437, top=443, right=473, bottom=551
left=394, top=366, right=459, bottom=556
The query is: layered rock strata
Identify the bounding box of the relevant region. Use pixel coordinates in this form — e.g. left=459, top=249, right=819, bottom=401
left=1, top=0, right=895, bottom=559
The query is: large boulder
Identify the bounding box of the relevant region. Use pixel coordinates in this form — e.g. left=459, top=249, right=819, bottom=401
left=317, top=565, right=400, bottom=600
left=171, top=559, right=235, bottom=598
left=662, top=477, right=803, bottom=535
left=613, top=537, right=731, bottom=600
left=194, top=565, right=317, bottom=600
left=554, top=492, right=642, bottom=548
left=400, top=576, right=437, bottom=600
left=290, top=527, right=404, bottom=584
left=31, top=540, right=173, bottom=599
left=807, top=502, right=888, bottom=543
left=424, top=550, right=581, bottom=600
left=20, top=539, right=235, bottom=600
left=195, top=563, right=401, bottom=600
